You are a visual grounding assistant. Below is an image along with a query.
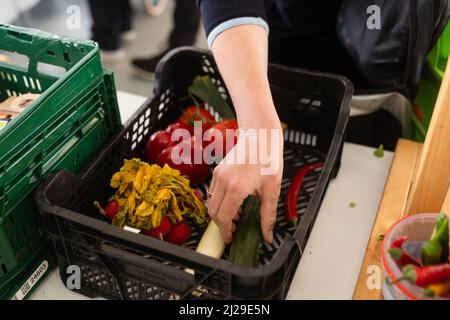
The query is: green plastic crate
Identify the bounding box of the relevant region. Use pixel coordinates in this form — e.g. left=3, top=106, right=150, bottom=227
left=0, top=109, right=112, bottom=299
left=411, top=22, right=450, bottom=142
left=0, top=24, right=121, bottom=299
left=413, top=65, right=441, bottom=142
left=2, top=242, right=55, bottom=300
left=428, top=20, right=450, bottom=81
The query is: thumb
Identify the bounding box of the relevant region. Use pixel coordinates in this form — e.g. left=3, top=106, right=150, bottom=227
left=260, top=190, right=278, bottom=243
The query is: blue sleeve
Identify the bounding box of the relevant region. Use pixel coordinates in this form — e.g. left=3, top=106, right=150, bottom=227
left=197, top=0, right=269, bottom=48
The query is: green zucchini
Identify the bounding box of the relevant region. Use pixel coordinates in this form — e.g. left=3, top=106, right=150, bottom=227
left=228, top=196, right=263, bottom=268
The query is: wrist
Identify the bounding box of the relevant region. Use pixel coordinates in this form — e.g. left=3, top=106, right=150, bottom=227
left=237, top=106, right=281, bottom=130
left=238, top=117, right=282, bottom=131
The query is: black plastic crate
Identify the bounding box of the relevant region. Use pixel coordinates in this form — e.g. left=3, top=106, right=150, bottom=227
left=36, top=47, right=352, bottom=300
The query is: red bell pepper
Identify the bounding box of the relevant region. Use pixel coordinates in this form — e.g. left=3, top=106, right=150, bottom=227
left=178, top=106, right=216, bottom=131
left=204, top=119, right=238, bottom=159
left=157, top=136, right=210, bottom=186
left=145, top=130, right=173, bottom=164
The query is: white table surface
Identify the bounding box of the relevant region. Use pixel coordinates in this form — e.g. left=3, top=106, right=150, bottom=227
left=30, top=91, right=394, bottom=300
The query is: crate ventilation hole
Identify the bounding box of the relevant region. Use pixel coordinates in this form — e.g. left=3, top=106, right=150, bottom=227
left=285, top=130, right=318, bottom=147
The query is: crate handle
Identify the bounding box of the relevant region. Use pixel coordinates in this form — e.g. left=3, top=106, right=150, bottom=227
left=94, top=249, right=131, bottom=300
left=98, top=243, right=197, bottom=296
left=6, top=29, right=33, bottom=43
left=0, top=24, right=97, bottom=76
left=1, top=25, right=52, bottom=73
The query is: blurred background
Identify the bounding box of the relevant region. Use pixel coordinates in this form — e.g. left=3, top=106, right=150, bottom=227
left=0, top=0, right=207, bottom=96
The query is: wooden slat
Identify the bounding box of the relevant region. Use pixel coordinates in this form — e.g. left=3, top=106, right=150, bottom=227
left=406, top=58, right=450, bottom=215
left=353, top=139, right=422, bottom=300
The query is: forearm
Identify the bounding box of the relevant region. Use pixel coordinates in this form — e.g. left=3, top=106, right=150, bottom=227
left=211, top=25, right=280, bottom=130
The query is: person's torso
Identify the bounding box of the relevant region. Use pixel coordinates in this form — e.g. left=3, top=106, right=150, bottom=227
left=265, top=0, right=343, bottom=38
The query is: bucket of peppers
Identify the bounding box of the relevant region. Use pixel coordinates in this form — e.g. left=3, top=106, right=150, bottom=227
left=381, top=213, right=450, bottom=300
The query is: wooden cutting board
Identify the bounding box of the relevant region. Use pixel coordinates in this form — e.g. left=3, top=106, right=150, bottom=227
left=353, top=139, right=422, bottom=299
left=354, top=57, right=450, bottom=300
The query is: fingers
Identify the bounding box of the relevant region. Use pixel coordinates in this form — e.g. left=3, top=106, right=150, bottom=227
left=207, top=180, right=225, bottom=220
left=214, top=188, right=246, bottom=244
left=233, top=208, right=242, bottom=222
left=260, top=187, right=280, bottom=243
left=207, top=165, right=221, bottom=215
left=208, top=166, right=219, bottom=194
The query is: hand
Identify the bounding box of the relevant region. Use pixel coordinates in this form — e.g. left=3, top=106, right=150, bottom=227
left=207, top=125, right=284, bottom=244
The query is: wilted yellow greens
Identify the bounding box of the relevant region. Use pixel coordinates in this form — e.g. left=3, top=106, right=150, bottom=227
left=110, top=159, right=206, bottom=230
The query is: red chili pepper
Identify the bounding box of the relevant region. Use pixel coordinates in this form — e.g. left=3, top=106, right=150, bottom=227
left=388, top=236, right=417, bottom=267
left=402, top=264, right=450, bottom=287
left=284, top=163, right=324, bottom=226
left=392, top=236, right=408, bottom=249
left=388, top=248, right=417, bottom=267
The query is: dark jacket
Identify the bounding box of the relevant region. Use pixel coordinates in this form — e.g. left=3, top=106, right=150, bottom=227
left=198, top=0, right=450, bottom=98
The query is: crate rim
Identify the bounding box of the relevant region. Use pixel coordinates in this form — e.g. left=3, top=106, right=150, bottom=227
left=0, top=24, right=100, bottom=140
left=154, top=46, right=353, bottom=117
left=36, top=47, right=353, bottom=285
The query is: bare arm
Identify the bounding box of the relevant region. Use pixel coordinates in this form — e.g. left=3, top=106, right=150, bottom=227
left=211, top=25, right=280, bottom=129
left=207, top=25, right=283, bottom=243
